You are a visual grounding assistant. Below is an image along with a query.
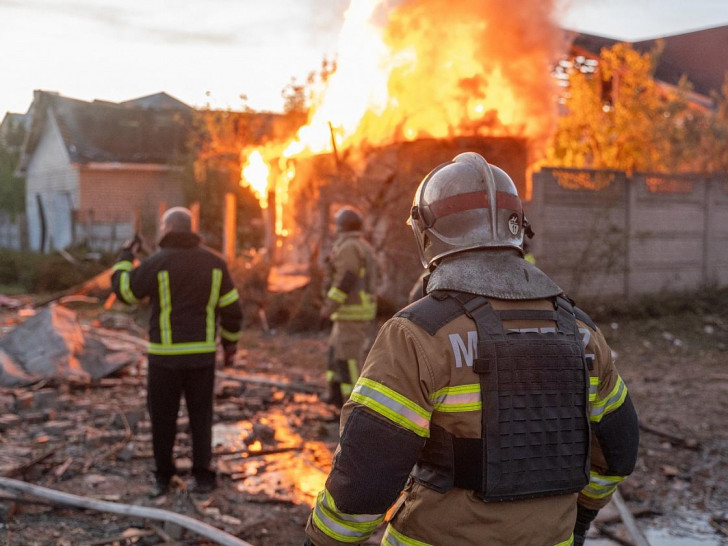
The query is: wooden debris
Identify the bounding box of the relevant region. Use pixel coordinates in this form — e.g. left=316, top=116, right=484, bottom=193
left=612, top=489, right=651, bottom=546
left=217, top=445, right=303, bottom=461
left=218, top=371, right=324, bottom=394
left=78, top=527, right=155, bottom=546
left=2, top=449, right=55, bottom=479
left=639, top=422, right=700, bottom=450
left=709, top=516, right=728, bottom=537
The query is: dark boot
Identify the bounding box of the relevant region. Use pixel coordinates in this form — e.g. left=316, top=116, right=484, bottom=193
left=149, top=472, right=172, bottom=498
left=191, top=468, right=217, bottom=494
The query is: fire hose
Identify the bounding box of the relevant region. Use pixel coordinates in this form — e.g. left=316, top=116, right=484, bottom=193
left=0, top=477, right=255, bottom=546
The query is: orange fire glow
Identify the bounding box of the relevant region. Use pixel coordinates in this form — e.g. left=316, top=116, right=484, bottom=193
left=241, top=0, right=565, bottom=234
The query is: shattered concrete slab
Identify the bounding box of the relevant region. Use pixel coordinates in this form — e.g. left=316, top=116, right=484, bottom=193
left=0, top=305, right=141, bottom=387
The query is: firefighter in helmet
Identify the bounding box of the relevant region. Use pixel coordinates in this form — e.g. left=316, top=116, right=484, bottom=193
left=305, top=152, right=639, bottom=545
left=320, top=206, right=378, bottom=408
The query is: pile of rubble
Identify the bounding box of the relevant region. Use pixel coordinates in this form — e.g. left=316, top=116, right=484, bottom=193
left=0, top=301, right=339, bottom=545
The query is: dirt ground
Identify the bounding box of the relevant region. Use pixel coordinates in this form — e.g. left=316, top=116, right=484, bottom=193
left=1, top=293, right=728, bottom=546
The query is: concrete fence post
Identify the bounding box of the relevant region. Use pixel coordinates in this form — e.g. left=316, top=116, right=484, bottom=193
left=702, top=176, right=714, bottom=285
left=624, top=174, right=635, bottom=299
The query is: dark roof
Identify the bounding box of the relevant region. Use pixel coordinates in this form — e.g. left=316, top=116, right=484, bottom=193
left=18, top=91, right=192, bottom=171
left=121, top=92, right=192, bottom=111
left=569, top=24, right=728, bottom=98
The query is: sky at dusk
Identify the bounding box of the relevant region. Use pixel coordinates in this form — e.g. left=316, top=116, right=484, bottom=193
left=2, top=0, right=728, bottom=117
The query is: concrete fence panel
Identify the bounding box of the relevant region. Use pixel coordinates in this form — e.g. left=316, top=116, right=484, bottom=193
left=532, top=168, right=725, bottom=300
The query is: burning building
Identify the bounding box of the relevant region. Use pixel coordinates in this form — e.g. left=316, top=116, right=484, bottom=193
left=240, top=0, right=568, bottom=309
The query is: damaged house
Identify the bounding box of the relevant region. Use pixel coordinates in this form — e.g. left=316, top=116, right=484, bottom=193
left=15, top=91, right=192, bottom=252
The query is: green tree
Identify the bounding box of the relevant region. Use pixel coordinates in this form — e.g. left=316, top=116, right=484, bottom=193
left=0, top=119, right=26, bottom=215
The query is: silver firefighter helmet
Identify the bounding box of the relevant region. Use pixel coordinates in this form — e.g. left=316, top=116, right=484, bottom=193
left=408, top=152, right=525, bottom=268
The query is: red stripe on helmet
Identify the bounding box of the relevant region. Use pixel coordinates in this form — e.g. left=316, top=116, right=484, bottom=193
left=428, top=191, right=489, bottom=219
left=497, top=191, right=522, bottom=213
left=428, top=191, right=521, bottom=220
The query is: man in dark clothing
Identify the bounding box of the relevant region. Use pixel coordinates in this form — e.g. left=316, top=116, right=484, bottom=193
left=112, top=207, right=243, bottom=495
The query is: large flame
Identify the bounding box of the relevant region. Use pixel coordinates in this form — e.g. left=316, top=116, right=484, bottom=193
left=241, top=0, right=565, bottom=233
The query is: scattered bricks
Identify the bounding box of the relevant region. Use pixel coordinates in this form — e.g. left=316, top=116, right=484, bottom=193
left=175, top=457, right=192, bottom=473
left=0, top=414, right=22, bottom=431
left=216, top=380, right=245, bottom=398
left=32, top=388, right=58, bottom=410
left=14, top=392, right=33, bottom=411
left=116, top=441, right=135, bottom=462
left=112, top=408, right=145, bottom=432
left=0, top=500, right=17, bottom=523
left=91, top=404, right=115, bottom=418
left=20, top=411, right=46, bottom=425
left=44, top=420, right=76, bottom=437
left=163, top=521, right=184, bottom=541
left=0, top=394, right=15, bottom=412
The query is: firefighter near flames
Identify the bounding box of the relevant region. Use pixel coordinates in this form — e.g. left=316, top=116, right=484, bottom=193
left=304, top=152, right=640, bottom=546
left=319, top=206, right=378, bottom=409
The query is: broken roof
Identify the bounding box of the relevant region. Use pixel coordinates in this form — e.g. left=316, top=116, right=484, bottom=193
left=18, top=91, right=193, bottom=173
left=569, top=24, right=728, bottom=99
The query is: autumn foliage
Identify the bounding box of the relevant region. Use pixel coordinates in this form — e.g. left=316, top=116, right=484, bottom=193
left=547, top=42, right=728, bottom=174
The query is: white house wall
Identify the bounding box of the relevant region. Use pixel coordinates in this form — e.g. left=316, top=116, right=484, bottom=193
left=24, top=111, right=79, bottom=252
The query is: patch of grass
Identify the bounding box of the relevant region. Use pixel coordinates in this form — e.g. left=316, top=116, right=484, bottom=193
left=0, top=283, right=25, bottom=295
left=0, top=247, right=115, bottom=294
left=580, top=285, right=728, bottom=323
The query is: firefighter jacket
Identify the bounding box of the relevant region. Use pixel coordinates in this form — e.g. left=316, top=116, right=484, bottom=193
left=111, top=232, right=242, bottom=356
left=322, top=231, right=377, bottom=322
left=305, top=293, right=639, bottom=546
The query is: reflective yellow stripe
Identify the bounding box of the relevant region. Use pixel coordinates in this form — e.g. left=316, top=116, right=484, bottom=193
left=351, top=378, right=431, bottom=437
left=112, top=260, right=133, bottom=272
left=326, top=370, right=337, bottom=382
left=148, top=342, right=217, bottom=355
left=119, top=271, right=138, bottom=304
left=591, top=375, right=628, bottom=423
left=382, top=524, right=432, bottom=546
left=157, top=271, right=172, bottom=344
left=555, top=534, right=574, bottom=546
left=218, top=287, right=239, bottom=308
left=206, top=269, right=222, bottom=343
left=327, top=286, right=348, bottom=304
left=430, top=384, right=481, bottom=413
left=312, top=489, right=383, bottom=543
left=347, top=358, right=359, bottom=385
left=589, top=376, right=599, bottom=402
left=221, top=328, right=242, bottom=342
left=331, top=292, right=376, bottom=321
left=581, top=471, right=626, bottom=499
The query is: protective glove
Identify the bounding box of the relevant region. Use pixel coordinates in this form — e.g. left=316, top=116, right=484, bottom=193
left=121, top=234, right=142, bottom=255
left=223, top=345, right=237, bottom=368
left=573, top=503, right=599, bottom=546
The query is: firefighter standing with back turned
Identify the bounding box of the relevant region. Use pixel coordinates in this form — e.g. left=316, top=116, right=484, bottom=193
left=304, top=152, right=639, bottom=545
left=112, top=207, right=243, bottom=496
left=320, top=206, right=378, bottom=408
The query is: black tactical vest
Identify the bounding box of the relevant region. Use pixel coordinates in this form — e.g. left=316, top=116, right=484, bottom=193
left=401, top=291, right=591, bottom=502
